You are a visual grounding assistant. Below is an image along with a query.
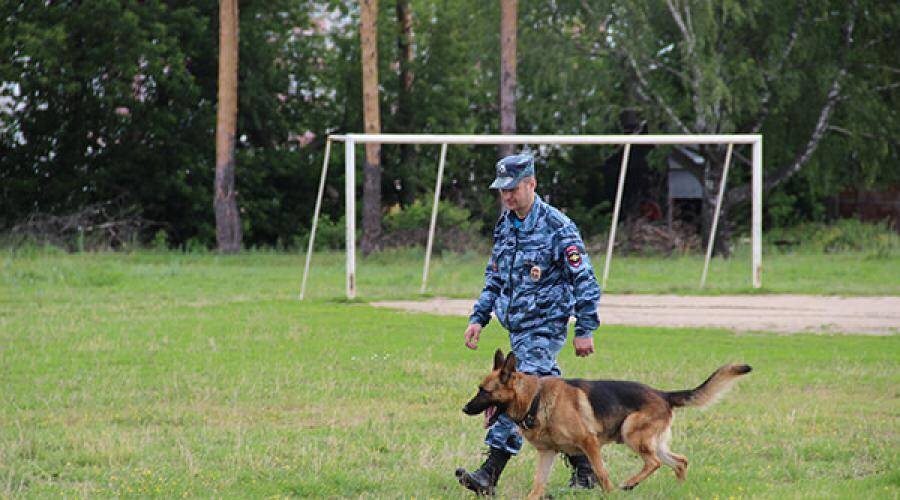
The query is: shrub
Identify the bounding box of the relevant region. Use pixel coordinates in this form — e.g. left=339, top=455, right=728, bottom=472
left=381, top=196, right=484, bottom=253
left=5, top=201, right=149, bottom=252
left=293, top=214, right=352, bottom=251
left=183, top=237, right=210, bottom=253
left=151, top=230, right=169, bottom=251
left=766, top=219, right=899, bottom=256
left=564, top=200, right=612, bottom=239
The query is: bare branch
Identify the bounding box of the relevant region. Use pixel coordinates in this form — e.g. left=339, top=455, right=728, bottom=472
left=733, top=149, right=752, bottom=167
left=730, top=11, right=856, bottom=206
left=664, top=0, right=706, bottom=129
left=578, top=0, right=596, bottom=17
left=623, top=48, right=693, bottom=134
left=684, top=3, right=695, bottom=45
left=9, top=199, right=151, bottom=251
left=827, top=125, right=880, bottom=141
left=862, top=35, right=888, bottom=50
left=872, top=82, right=900, bottom=93
left=751, top=4, right=805, bottom=133
left=665, top=0, right=694, bottom=51
left=863, top=64, right=900, bottom=74
left=764, top=70, right=844, bottom=192
left=654, top=59, right=692, bottom=84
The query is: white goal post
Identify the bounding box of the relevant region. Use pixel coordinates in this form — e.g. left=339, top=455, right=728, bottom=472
left=299, top=133, right=763, bottom=300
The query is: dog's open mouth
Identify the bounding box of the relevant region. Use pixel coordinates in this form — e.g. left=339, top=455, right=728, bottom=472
left=483, top=405, right=500, bottom=429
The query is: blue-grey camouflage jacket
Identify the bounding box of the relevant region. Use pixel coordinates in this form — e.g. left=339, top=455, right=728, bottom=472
left=469, top=195, right=601, bottom=338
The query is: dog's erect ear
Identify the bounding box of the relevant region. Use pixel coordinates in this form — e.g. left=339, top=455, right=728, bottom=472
left=493, top=349, right=505, bottom=370
left=500, top=352, right=517, bottom=383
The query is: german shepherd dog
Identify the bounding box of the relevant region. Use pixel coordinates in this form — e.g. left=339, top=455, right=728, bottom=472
left=462, top=349, right=751, bottom=498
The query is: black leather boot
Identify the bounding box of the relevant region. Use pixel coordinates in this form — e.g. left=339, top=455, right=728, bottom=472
left=566, top=454, right=598, bottom=489
left=455, top=447, right=512, bottom=496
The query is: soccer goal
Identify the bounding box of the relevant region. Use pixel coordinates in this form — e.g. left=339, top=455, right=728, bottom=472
left=299, top=133, right=763, bottom=300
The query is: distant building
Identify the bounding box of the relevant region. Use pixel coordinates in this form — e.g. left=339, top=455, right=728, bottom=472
left=666, top=145, right=705, bottom=230
left=834, top=186, right=900, bottom=230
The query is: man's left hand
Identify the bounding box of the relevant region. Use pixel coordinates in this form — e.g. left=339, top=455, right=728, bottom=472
left=573, top=336, right=594, bottom=357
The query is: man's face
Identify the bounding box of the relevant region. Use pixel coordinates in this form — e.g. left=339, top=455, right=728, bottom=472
left=500, top=177, right=536, bottom=214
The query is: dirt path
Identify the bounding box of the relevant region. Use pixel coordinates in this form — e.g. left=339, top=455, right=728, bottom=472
left=371, top=295, right=900, bottom=335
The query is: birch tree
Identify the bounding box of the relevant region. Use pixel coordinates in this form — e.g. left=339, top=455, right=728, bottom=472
left=547, top=0, right=896, bottom=255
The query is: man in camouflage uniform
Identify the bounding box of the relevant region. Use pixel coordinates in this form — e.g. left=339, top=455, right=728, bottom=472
left=455, top=153, right=602, bottom=495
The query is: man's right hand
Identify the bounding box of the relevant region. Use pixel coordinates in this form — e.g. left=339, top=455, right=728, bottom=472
left=464, top=323, right=482, bottom=350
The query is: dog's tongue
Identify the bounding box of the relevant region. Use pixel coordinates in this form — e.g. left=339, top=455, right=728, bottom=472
left=483, top=405, right=497, bottom=429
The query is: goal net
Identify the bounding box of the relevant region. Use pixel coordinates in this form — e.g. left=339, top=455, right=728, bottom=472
left=300, top=133, right=763, bottom=300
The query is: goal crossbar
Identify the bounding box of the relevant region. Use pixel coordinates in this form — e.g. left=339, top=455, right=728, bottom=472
left=300, top=133, right=763, bottom=300
left=330, top=133, right=761, bottom=145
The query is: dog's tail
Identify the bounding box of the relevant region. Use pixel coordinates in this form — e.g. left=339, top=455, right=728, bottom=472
left=664, top=364, right=752, bottom=409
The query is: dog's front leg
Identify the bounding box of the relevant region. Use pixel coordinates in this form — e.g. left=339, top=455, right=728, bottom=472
left=580, top=438, right=615, bottom=492
left=526, top=449, right=556, bottom=500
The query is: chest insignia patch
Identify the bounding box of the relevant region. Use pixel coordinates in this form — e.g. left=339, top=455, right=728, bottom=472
left=530, top=265, right=542, bottom=282
left=565, top=245, right=583, bottom=268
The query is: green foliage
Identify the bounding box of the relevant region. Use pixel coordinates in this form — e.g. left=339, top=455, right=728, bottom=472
left=816, top=220, right=892, bottom=254
left=183, top=236, right=210, bottom=254
left=0, top=1, right=215, bottom=243
left=766, top=219, right=899, bottom=257
left=538, top=0, right=899, bottom=242
left=0, top=0, right=317, bottom=248
left=0, top=0, right=896, bottom=251
left=151, top=230, right=169, bottom=251
left=383, top=196, right=478, bottom=234
left=381, top=196, right=484, bottom=252
left=294, top=214, right=349, bottom=251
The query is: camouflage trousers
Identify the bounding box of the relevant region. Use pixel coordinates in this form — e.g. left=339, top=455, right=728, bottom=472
left=484, top=325, right=567, bottom=455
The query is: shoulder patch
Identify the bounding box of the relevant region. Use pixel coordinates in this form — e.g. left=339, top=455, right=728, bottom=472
left=565, top=244, right=583, bottom=269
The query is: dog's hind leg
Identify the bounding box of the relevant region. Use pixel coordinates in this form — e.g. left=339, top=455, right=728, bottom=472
left=620, top=412, right=663, bottom=490
left=526, top=449, right=556, bottom=500
left=656, top=424, right=688, bottom=480
left=579, top=435, right=615, bottom=492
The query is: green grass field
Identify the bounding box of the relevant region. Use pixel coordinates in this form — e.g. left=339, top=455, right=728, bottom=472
left=1, top=249, right=898, bottom=498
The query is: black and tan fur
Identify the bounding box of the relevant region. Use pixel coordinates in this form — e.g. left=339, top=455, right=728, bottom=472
left=462, top=349, right=751, bottom=499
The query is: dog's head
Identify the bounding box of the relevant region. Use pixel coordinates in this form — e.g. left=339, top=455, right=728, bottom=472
left=462, top=349, right=519, bottom=427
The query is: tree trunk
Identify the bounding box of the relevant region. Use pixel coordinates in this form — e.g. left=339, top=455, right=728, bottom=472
left=360, top=0, right=382, bottom=255
left=214, top=0, right=242, bottom=253
left=498, top=0, right=517, bottom=158
left=395, top=0, right=416, bottom=206
left=396, top=0, right=414, bottom=144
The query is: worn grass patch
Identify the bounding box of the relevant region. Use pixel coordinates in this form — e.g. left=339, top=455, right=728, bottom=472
left=0, top=250, right=898, bottom=497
